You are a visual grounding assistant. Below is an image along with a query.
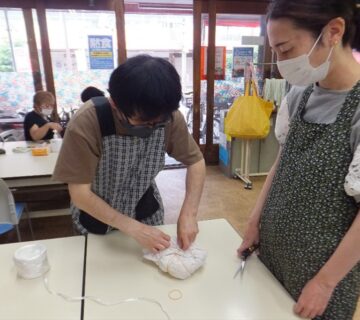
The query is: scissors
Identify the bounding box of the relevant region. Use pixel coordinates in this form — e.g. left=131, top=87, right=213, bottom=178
left=233, top=244, right=259, bottom=279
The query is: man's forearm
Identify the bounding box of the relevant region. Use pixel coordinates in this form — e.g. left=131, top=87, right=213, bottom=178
left=180, top=159, right=206, bottom=216
left=69, top=183, right=172, bottom=251
left=68, top=183, right=137, bottom=235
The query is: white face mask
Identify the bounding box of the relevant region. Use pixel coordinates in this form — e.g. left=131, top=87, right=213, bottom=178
left=42, top=108, right=53, bottom=117
left=276, top=33, right=334, bottom=86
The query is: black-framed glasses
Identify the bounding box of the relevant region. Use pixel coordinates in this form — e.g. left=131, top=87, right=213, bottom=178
left=123, top=114, right=171, bottom=129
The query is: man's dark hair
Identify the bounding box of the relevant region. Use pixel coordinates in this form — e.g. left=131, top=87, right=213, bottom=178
left=267, top=0, right=360, bottom=51
left=81, top=86, right=105, bottom=103
left=108, top=55, right=182, bottom=121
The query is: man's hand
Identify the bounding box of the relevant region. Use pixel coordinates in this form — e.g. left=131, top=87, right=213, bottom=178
left=176, top=159, right=204, bottom=250
left=177, top=214, right=198, bottom=250
left=294, top=275, right=335, bottom=319
left=131, top=222, right=171, bottom=253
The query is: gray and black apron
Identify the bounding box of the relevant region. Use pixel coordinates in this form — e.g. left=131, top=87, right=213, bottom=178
left=71, top=97, right=165, bottom=235
left=260, top=83, right=360, bottom=319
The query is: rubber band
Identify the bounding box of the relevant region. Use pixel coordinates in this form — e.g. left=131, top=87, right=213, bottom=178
left=168, top=289, right=183, bottom=301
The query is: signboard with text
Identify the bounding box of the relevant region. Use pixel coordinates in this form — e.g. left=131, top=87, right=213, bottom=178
left=201, top=46, right=226, bottom=80
left=232, top=47, right=254, bottom=78
left=88, top=35, right=114, bottom=70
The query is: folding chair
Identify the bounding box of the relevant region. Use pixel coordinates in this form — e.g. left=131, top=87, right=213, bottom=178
left=0, top=129, right=18, bottom=142
left=0, top=179, right=34, bottom=241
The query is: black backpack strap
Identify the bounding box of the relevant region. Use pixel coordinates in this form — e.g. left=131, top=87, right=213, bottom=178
left=91, top=96, right=116, bottom=137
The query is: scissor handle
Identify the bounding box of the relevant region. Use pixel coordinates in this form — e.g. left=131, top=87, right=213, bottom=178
left=241, top=244, right=259, bottom=259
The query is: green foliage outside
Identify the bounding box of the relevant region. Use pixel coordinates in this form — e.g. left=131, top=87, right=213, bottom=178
left=0, top=46, right=13, bottom=72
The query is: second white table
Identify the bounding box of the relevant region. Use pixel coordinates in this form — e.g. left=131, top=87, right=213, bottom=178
left=84, top=219, right=302, bottom=320
left=0, top=236, right=85, bottom=320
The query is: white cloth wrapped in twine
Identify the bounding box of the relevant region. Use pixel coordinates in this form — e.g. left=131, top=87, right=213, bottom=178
left=143, top=237, right=207, bottom=280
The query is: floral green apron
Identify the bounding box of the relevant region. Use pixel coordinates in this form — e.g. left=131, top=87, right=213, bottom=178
left=260, top=83, right=360, bottom=319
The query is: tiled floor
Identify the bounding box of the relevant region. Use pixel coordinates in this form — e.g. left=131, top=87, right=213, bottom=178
left=1, top=165, right=359, bottom=319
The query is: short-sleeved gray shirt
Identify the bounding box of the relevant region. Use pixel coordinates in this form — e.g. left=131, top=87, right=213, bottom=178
left=286, top=85, right=360, bottom=152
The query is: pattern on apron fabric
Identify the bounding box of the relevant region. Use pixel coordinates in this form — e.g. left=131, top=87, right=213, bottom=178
left=71, top=98, right=165, bottom=234
left=259, top=82, right=360, bottom=320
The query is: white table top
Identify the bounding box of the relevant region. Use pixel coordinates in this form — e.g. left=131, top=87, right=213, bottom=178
left=84, top=219, right=302, bottom=320
left=0, top=141, right=59, bottom=180
left=0, top=236, right=85, bottom=320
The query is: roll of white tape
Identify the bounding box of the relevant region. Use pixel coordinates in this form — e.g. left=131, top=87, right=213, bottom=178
left=13, top=244, right=50, bottom=279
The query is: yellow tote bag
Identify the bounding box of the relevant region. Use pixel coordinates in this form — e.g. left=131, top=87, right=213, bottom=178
left=225, top=80, right=273, bottom=139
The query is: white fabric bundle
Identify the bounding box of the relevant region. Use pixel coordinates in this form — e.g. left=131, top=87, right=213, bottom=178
left=143, top=237, right=207, bottom=280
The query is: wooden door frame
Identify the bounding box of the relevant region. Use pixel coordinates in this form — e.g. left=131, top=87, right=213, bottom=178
left=0, top=0, right=126, bottom=116
left=1, top=0, right=272, bottom=164
left=23, top=8, right=43, bottom=92
left=193, top=0, right=270, bottom=164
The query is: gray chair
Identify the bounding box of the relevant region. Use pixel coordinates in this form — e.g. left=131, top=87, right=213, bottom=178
left=0, top=179, right=34, bottom=241
left=0, top=129, right=18, bottom=142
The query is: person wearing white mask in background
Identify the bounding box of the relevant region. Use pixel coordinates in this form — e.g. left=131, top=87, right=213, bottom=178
left=237, top=0, right=360, bottom=319
left=24, top=91, right=63, bottom=141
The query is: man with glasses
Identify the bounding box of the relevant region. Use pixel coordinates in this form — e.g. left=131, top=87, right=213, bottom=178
left=24, top=91, right=63, bottom=141
left=53, top=55, right=205, bottom=253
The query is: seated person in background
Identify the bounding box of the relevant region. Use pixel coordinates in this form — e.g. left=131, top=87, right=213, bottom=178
left=80, top=86, right=105, bottom=103
left=24, top=91, right=63, bottom=141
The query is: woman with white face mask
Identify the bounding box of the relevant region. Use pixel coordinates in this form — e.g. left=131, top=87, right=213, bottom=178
left=23, top=91, right=63, bottom=141
left=237, top=1, right=360, bottom=319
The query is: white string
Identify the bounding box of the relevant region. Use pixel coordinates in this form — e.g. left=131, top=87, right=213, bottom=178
left=14, top=244, right=172, bottom=320
left=43, top=277, right=171, bottom=319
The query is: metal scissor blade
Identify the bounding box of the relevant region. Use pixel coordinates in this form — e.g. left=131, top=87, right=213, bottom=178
left=234, top=244, right=259, bottom=279
left=233, top=260, right=245, bottom=279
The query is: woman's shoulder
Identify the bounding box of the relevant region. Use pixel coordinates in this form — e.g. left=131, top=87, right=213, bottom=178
left=286, top=85, right=308, bottom=99
left=24, top=110, right=37, bottom=117
left=352, top=102, right=360, bottom=132
left=285, top=86, right=308, bottom=119
left=24, top=110, right=41, bottom=122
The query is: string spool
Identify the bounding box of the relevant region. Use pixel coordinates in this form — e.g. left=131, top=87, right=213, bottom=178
left=12, top=244, right=171, bottom=319
left=13, top=244, right=50, bottom=279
